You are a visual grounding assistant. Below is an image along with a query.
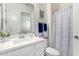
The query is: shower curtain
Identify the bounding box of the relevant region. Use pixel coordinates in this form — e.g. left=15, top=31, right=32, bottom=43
left=52, top=7, right=73, bottom=56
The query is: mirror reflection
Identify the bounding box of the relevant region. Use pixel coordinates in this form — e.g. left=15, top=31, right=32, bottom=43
left=20, top=12, right=31, bottom=34
left=0, top=3, right=35, bottom=35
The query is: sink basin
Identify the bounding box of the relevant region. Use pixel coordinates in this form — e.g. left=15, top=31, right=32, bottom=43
left=13, top=39, right=30, bottom=44
left=0, top=37, right=31, bottom=48
left=12, top=37, right=31, bottom=44
left=0, top=38, right=31, bottom=49
left=12, top=37, right=40, bottom=44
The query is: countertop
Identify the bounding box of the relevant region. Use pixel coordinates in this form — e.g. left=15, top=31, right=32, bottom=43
left=0, top=36, right=46, bottom=55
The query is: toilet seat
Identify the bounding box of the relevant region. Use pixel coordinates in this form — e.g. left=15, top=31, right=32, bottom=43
left=45, top=47, right=59, bottom=56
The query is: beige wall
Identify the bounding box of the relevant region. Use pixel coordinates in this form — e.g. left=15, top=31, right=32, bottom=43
left=51, top=3, right=60, bottom=13
left=51, top=3, right=72, bottom=13
left=60, top=3, right=72, bottom=9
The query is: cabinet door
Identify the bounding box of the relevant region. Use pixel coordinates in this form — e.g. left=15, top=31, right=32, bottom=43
left=35, top=48, right=44, bottom=56
left=35, top=40, right=47, bottom=56
left=1, top=45, right=34, bottom=56
left=35, top=40, right=47, bottom=50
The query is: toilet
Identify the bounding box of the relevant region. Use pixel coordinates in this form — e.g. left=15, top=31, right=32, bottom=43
left=45, top=47, right=60, bottom=56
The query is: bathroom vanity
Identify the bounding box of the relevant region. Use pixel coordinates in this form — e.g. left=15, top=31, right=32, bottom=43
left=0, top=3, right=47, bottom=56
left=0, top=36, right=47, bottom=56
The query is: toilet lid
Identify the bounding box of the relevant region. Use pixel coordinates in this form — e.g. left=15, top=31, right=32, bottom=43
left=45, top=47, right=59, bottom=55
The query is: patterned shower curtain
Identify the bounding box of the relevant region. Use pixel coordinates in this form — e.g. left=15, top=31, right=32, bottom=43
left=52, top=7, right=73, bottom=56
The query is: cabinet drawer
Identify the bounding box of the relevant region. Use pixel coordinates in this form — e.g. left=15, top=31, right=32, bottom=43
left=35, top=40, right=47, bottom=50
left=1, top=45, right=34, bottom=56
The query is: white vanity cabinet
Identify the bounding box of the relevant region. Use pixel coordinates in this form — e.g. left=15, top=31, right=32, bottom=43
left=35, top=41, right=47, bottom=56
left=0, top=40, right=47, bottom=56
left=1, top=45, right=35, bottom=56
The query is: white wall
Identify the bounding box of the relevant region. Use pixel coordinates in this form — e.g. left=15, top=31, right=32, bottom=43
left=34, top=3, right=47, bottom=23
left=0, top=4, right=1, bottom=31
left=6, top=3, right=34, bottom=34
left=46, top=4, right=52, bottom=46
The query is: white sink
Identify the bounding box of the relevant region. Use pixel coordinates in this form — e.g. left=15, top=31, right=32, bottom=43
left=12, top=37, right=31, bottom=44
left=0, top=37, right=31, bottom=48
left=12, top=37, right=41, bottom=44
left=13, top=39, right=30, bottom=44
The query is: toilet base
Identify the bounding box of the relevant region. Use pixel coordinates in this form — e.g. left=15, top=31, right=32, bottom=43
left=45, top=47, right=60, bottom=56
